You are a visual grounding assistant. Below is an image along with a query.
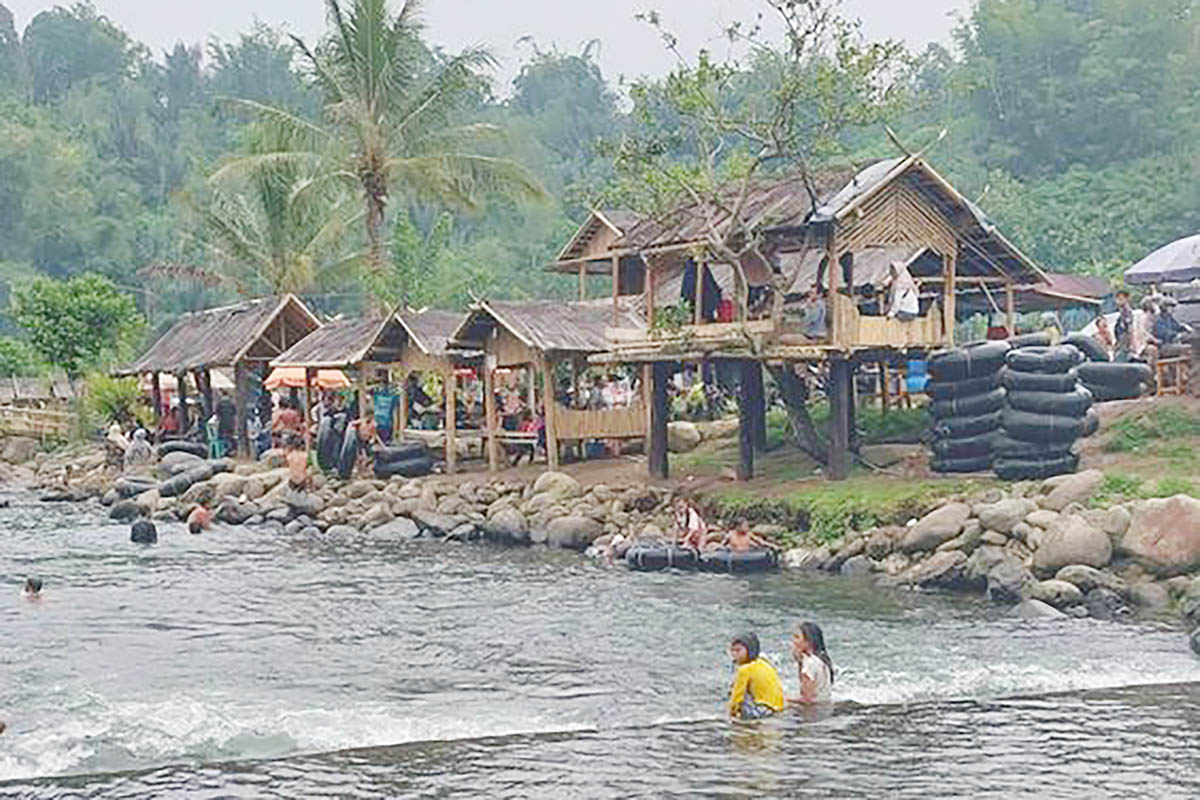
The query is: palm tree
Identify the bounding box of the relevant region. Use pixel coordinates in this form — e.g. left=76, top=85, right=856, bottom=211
left=199, top=121, right=362, bottom=296
left=215, top=0, right=545, bottom=285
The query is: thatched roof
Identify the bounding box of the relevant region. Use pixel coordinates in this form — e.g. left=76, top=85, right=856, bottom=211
left=396, top=309, right=469, bottom=357
left=552, top=208, right=640, bottom=269
left=957, top=272, right=1111, bottom=314
left=451, top=298, right=645, bottom=355
left=116, top=295, right=319, bottom=376
left=271, top=316, right=392, bottom=369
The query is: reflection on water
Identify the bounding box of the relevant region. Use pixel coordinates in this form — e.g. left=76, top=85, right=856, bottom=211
left=1, top=491, right=1199, bottom=798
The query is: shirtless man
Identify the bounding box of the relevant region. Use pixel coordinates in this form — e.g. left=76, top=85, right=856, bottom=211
left=725, top=520, right=777, bottom=552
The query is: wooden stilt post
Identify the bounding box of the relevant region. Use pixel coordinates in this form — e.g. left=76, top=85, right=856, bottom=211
left=357, top=362, right=370, bottom=424
left=649, top=361, right=669, bottom=479
left=737, top=358, right=755, bottom=480
left=578, top=264, right=586, bottom=301
left=484, top=361, right=499, bottom=472
left=881, top=362, right=891, bottom=415
left=175, top=371, right=188, bottom=434
left=944, top=253, right=957, bottom=346
left=303, top=367, right=314, bottom=457
left=526, top=363, right=537, bottom=413
left=746, top=359, right=766, bottom=451
left=828, top=359, right=851, bottom=480
left=542, top=357, right=558, bottom=470
left=847, top=361, right=859, bottom=454
left=826, top=228, right=838, bottom=344
left=234, top=361, right=248, bottom=458
left=150, top=372, right=162, bottom=427
left=444, top=368, right=457, bottom=474
left=611, top=254, right=620, bottom=326
left=694, top=262, right=705, bottom=324
left=641, top=363, right=652, bottom=455
left=397, top=370, right=409, bottom=434
left=1005, top=279, right=1016, bottom=337
left=198, top=368, right=214, bottom=422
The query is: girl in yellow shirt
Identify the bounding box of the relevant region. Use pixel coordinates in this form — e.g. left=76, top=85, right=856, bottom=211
left=728, top=632, right=784, bottom=719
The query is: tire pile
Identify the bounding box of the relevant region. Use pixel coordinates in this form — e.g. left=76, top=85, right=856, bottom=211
left=995, top=345, right=1097, bottom=480
left=373, top=441, right=433, bottom=479
left=315, top=412, right=434, bottom=479
left=926, top=341, right=1010, bottom=474
left=1060, top=332, right=1155, bottom=401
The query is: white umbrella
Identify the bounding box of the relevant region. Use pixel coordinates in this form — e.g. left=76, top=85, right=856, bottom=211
left=1124, top=234, right=1200, bottom=285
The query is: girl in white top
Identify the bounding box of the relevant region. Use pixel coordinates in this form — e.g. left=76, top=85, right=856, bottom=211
left=791, top=621, right=834, bottom=704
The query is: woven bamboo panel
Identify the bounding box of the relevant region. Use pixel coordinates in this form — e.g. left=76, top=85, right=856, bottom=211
left=554, top=403, right=648, bottom=440
left=0, top=406, right=73, bottom=438
left=829, top=293, right=945, bottom=348
left=838, top=181, right=957, bottom=259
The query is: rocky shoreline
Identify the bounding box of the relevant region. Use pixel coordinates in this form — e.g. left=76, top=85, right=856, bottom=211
left=17, top=442, right=1200, bottom=642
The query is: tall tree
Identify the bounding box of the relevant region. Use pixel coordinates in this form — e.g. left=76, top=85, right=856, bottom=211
left=220, top=0, right=545, bottom=288
left=22, top=1, right=132, bottom=105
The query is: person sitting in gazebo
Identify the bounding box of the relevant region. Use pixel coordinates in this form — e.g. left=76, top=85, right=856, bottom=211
left=1154, top=296, right=1193, bottom=346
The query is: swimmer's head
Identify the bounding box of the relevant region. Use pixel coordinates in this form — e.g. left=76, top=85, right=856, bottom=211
left=188, top=521, right=203, bottom=535
left=730, top=632, right=760, bottom=664
left=24, top=576, right=42, bottom=594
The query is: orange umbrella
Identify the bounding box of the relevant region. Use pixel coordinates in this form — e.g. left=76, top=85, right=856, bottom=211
left=264, top=367, right=351, bottom=390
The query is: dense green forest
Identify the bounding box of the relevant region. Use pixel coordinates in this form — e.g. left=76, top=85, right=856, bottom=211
left=0, top=0, right=1197, bottom=377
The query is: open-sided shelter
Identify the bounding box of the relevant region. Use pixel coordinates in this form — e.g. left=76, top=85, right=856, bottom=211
left=116, top=295, right=319, bottom=456
left=449, top=298, right=647, bottom=471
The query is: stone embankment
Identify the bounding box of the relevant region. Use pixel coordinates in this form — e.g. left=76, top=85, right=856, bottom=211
left=784, top=468, right=1200, bottom=627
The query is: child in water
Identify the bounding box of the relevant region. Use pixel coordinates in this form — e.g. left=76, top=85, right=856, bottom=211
left=23, top=576, right=42, bottom=601
left=791, top=621, right=834, bottom=704
left=727, top=632, right=784, bottom=720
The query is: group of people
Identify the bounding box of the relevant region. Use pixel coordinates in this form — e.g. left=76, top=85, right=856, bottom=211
left=1093, top=289, right=1194, bottom=366
left=728, top=623, right=835, bottom=719
left=674, top=500, right=779, bottom=554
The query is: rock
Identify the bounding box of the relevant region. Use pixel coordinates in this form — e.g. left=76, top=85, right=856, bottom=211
left=783, top=546, right=829, bottom=570
left=544, top=515, right=603, bottom=550
left=109, top=499, right=140, bottom=522
left=1065, top=605, right=1090, bottom=618
left=215, top=499, right=255, bottom=525
left=133, top=488, right=161, bottom=516
left=180, top=480, right=216, bottom=507
left=1119, top=495, right=1200, bottom=576
left=696, top=417, right=739, bottom=440
left=325, top=524, right=361, bottom=539
left=965, top=545, right=1008, bottom=585
left=881, top=552, right=911, bottom=575
left=284, top=519, right=305, bottom=535
left=1190, top=628, right=1200, bottom=657
left=484, top=507, right=528, bottom=543
left=1098, top=505, right=1131, bottom=538
left=344, top=480, right=374, bottom=499
left=362, top=502, right=394, bottom=530
left=257, top=448, right=286, bottom=468
left=986, top=558, right=1030, bottom=604
left=666, top=421, right=702, bottom=453
left=1038, top=469, right=1104, bottom=511
left=243, top=477, right=265, bottom=501
left=1010, top=521, right=1036, bottom=545
left=130, top=519, right=158, bottom=544
left=937, top=523, right=983, bottom=555
left=1032, top=515, right=1112, bottom=576
left=210, top=472, right=247, bottom=500
left=100, top=488, right=118, bottom=506
left=1084, top=588, right=1129, bottom=621
left=266, top=506, right=293, bottom=524
left=284, top=488, right=323, bottom=518
left=980, top=530, right=1008, bottom=547
left=373, top=517, right=421, bottom=541
left=1053, top=565, right=1128, bottom=597
left=159, top=451, right=204, bottom=474
left=300, top=526, right=321, bottom=538
left=977, top=498, right=1036, bottom=534
left=901, top=502, right=971, bottom=553
left=840, top=555, right=873, bottom=577
left=1025, top=509, right=1060, bottom=530
left=532, top=471, right=581, bottom=500
left=1, top=436, right=40, bottom=464
left=1182, top=597, right=1200, bottom=629
left=639, top=522, right=667, bottom=542
left=904, top=550, right=969, bottom=590
left=412, top=509, right=457, bottom=537
left=865, top=528, right=898, bottom=560
left=1012, top=599, right=1067, bottom=619
left=1128, top=580, right=1170, bottom=610
left=1026, top=579, right=1085, bottom=608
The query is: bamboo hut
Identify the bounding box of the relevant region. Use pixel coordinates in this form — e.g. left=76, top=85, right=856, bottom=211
left=448, top=298, right=647, bottom=471
left=552, top=155, right=1050, bottom=481
left=116, top=295, right=319, bottom=456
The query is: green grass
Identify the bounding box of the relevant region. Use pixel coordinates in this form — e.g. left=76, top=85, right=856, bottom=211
left=1103, top=406, right=1200, bottom=454
left=707, top=475, right=987, bottom=545
left=1090, top=471, right=1198, bottom=506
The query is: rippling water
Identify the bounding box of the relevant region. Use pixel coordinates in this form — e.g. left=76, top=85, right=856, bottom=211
left=2, top=490, right=1199, bottom=798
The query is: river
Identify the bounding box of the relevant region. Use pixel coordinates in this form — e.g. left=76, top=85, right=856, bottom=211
left=2, top=491, right=1199, bottom=798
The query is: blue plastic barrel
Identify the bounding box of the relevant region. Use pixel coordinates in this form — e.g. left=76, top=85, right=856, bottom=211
left=906, top=360, right=929, bottom=393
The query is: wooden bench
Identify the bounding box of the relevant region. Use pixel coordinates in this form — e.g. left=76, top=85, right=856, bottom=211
left=1156, top=356, right=1190, bottom=396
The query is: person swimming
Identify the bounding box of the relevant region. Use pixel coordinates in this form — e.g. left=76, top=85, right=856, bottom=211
left=23, top=576, right=42, bottom=599
left=187, top=504, right=213, bottom=534
left=791, top=621, right=834, bottom=704
left=728, top=632, right=784, bottom=720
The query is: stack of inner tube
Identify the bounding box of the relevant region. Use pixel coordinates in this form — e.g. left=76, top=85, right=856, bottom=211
left=925, top=341, right=1010, bottom=473
left=1077, top=361, right=1154, bottom=402
left=374, top=440, right=433, bottom=479
left=996, top=344, right=1091, bottom=480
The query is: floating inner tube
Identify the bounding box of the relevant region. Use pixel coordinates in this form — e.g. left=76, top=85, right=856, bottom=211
left=1005, top=345, right=1082, bottom=374
left=1000, top=367, right=1079, bottom=394
left=699, top=548, right=779, bottom=573
left=337, top=426, right=360, bottom=480
left=1007, top=332, right=1053, bottom=349
left=928, top=341, right=1010, bottom=382
left=158, top=472, right=193, bottom=498
left=1077, top=361, right=1153, bottom=388
left=931, top=431, right=995, bottom=459
left=624, top=544, right=701, bottom=572
left=315, top=417, right=337, bottom=472
left=1082, top=382, right=1145, bottom=403
left=930, top=454, right=993, bottom=474
left=930, top=387, right=1006, bottom=419
left=374, top=441, right=429, bottom=464
left=374, top=454, right=434, bottom=479
left=924, top=372, right=1002, bottom=401
left=158, top=441, right=207, bottom=458
left=991, top=434, right=1075, bottom=459
left=1061, top=333, right=1110, bottom=363
left=1006, top=387, right=1094, bottom=417
left=994, top=452, right=1080, bottom=482
left=931, top=410, right=1002, bottom=439
left=114, top=477, right=159, bottom=498
left=1000, top=408, right=1086, bottom=443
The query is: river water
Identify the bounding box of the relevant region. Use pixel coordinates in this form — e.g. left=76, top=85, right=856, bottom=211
left=2, top=491, right=1200, bottom=798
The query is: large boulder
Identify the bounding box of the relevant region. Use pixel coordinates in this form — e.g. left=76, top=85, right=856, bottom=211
left=484, top=506, right=528, bottom=543
left=1026, top=579, right=1084, bottom=608
left=532, top=471, right=581, bottom=500
left=783, top=546, right=830, bottom=570
left=1, top=436, right=40, bottom=464
left=180, top=479, right=216, bottom=507
left=986, top=558, right=1031, bottom=604
left=904, top=550, right=969, bottom=590
left=158, top=450, right=204, bottom=475
left=901, top=503, right=971, bottom=553
left=1084, top=588, right=1129, bottom=621
left=667, top=421, right=702, bottom=453
left=1032, top=515, right=1112, bottom=576
left=840, top=555, right=873, bottom=578
left=1011, top=599, right=1067, bottom=620
left=412, top=509, right=457, bottom=537
left=1054, top=564, right=1128, bottom=597
left=108, top=498, right=141, bottom=522
left=210, top=472, right=248, bottom=500
left=1038, top=469, right=1104, bottom=511
left=543, top=515, right=603, bottom=549
left=976, top=499, right=1036, bottom=534
left=1119, top=495, right=1200, bottom=576
left=1128, top=580, right=1171, bottom=610
left=215, top=499, right=256, bottom=525
left=283, top=488, right=324, bottom=518
left=373, top=517, right=421, bottom=541
left=361, top=502, right=394, bottom=530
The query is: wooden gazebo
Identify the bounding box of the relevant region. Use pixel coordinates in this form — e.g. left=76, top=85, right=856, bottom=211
left=449, top=298, right=647, bottom=471
left=116, top=295, right=319, bottom=456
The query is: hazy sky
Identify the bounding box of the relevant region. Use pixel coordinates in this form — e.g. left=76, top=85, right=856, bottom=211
left=4, top=0, right=972, bottom=91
